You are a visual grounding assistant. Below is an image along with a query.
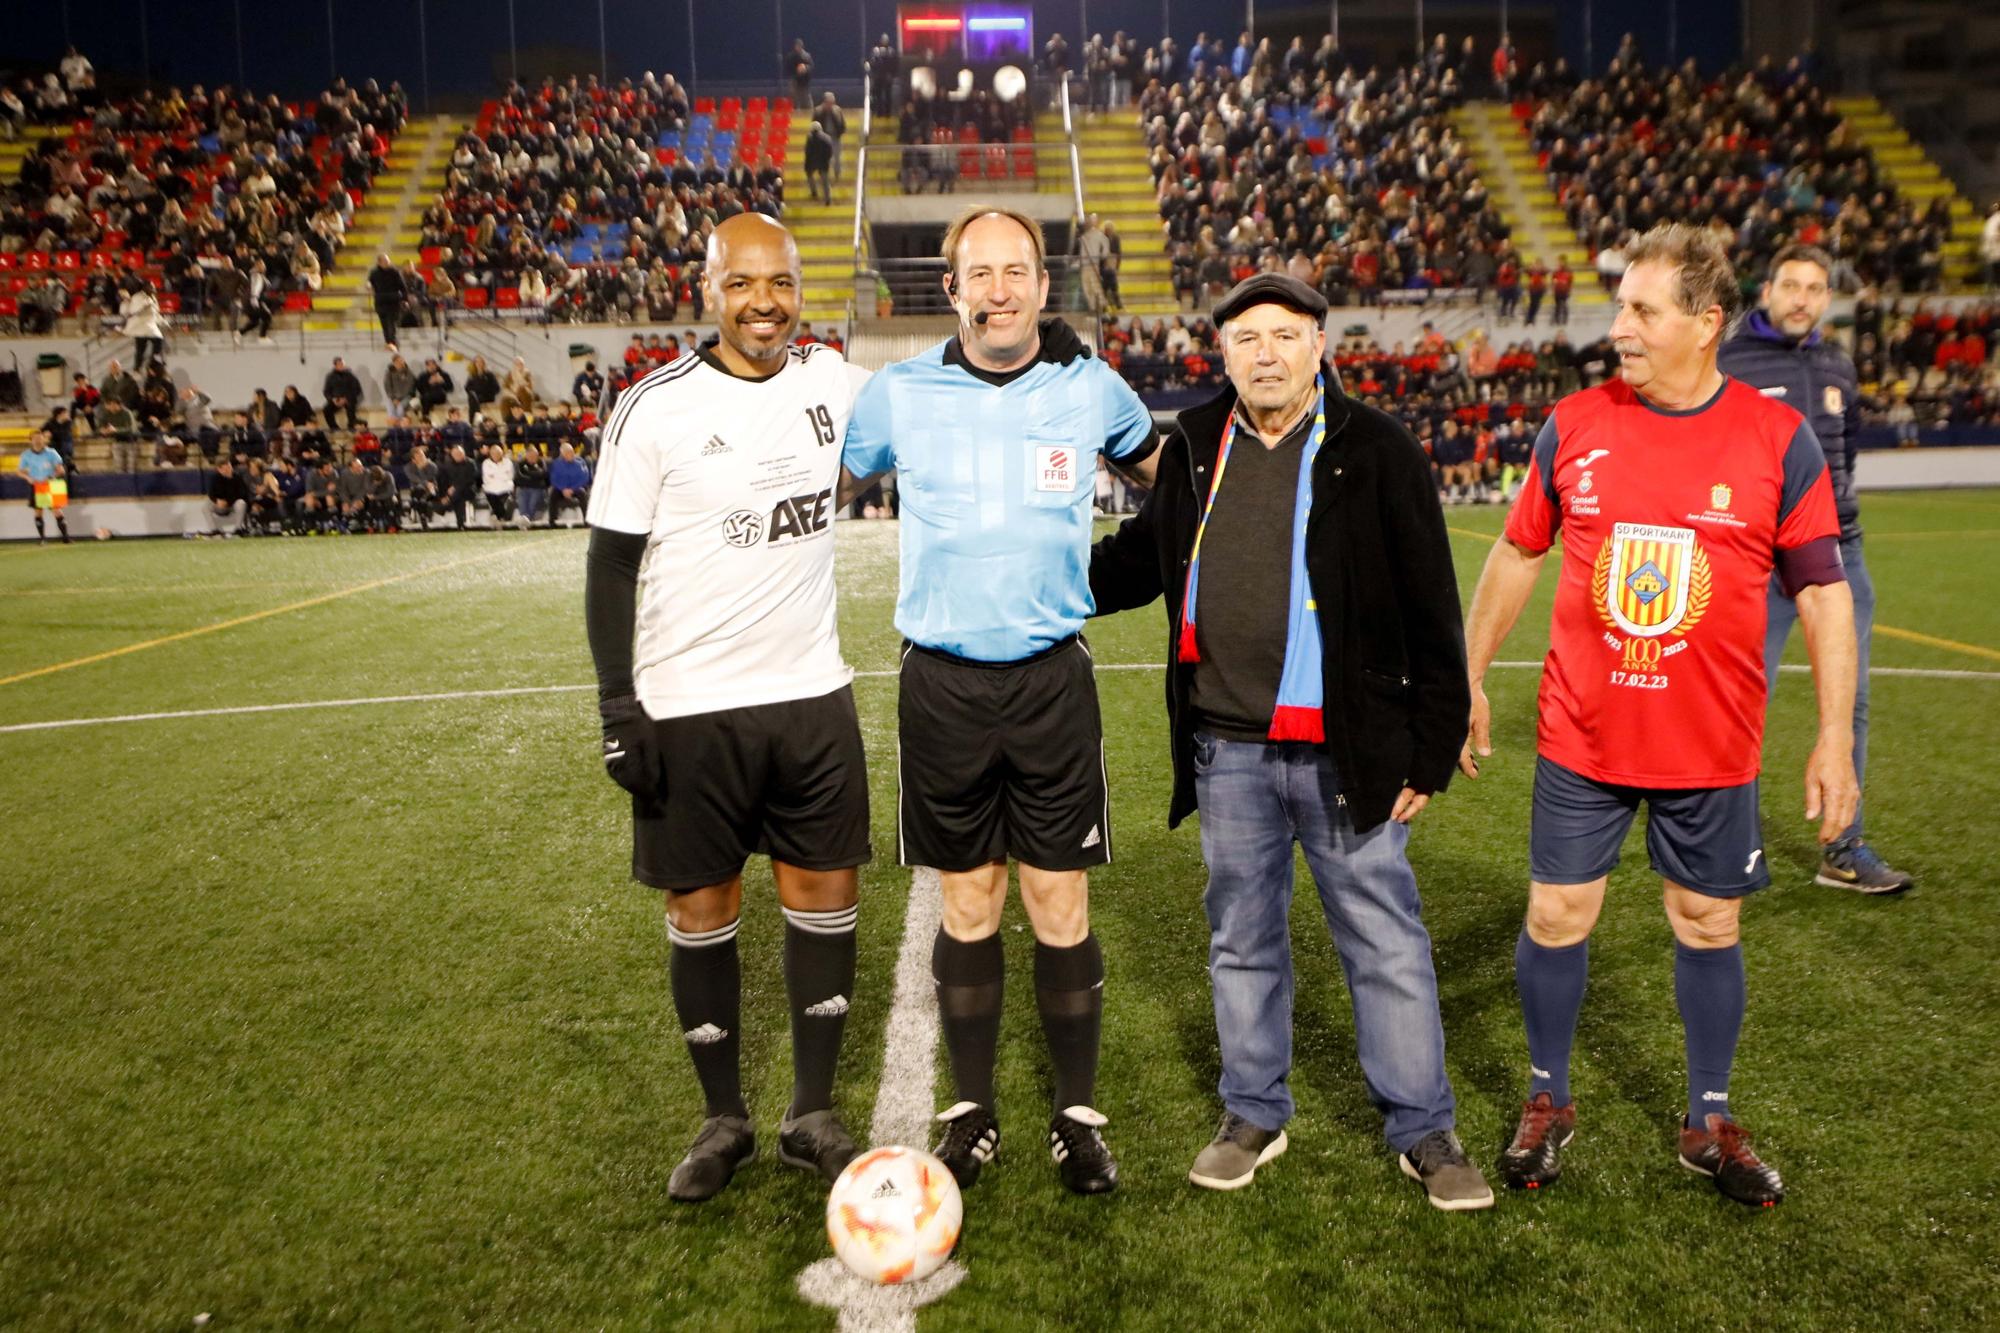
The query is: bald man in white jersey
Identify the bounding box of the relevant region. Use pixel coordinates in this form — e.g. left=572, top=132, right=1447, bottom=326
left=584, top=214, right=875, bottom=1203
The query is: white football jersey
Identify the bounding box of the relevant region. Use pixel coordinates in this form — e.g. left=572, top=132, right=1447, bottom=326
left=589, top=344, right=871, bottom=718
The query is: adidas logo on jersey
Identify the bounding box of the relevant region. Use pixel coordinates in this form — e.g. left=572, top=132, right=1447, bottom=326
left=701, top=434, right=732, bottom=456
left=683, top=1023, right=730, bottom=1045
left=1081, top=824, right=1102, bottom=849
left=804, top=994, right=849, bottom=1018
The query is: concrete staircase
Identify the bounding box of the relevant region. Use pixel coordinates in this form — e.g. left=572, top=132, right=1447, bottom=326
left=307, top=114, right=461, bottom=331
left=1044, top=110, right=1178, bottom=316
left=1456, top=101, right=1608, bottom=307
left=785, top=107, right=862, bottom=329
left=1833, top=95, right=1983, bottom=288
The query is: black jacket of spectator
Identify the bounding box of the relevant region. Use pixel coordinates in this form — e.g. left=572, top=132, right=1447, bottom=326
left=440, top=457, right=479, bottom=498
left=1088, top=365, right=1469, bottom=833
left=323, top=367, right=362, bottom=404
left=206, top=470, right=250, bottom=505
left=368, top=264, right=406, bottom=303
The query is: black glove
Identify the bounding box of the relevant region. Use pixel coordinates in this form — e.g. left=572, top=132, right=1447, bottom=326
left=1037, top=316, right=1092, bottom=365
left=598, top=692, right=659, bottom=797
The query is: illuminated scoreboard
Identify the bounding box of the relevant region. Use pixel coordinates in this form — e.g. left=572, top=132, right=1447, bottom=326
left=897, top=4, right=1035, bottom=102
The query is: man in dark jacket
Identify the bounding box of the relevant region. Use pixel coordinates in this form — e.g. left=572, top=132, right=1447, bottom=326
left=323, top=357, right=363, bottom=431
left=439, top=443, right=481, bottom=530
left=1089, top=273, right=1488, bottom=1209
left=1717, top=243, right=1908, bottom=893
left=367, top=253, right=405, bottom=348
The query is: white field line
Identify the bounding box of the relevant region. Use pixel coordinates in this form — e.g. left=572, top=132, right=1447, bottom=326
left=796, top=866, right=966, bottom=1329
left=0, top=661, right=1994, bottom=737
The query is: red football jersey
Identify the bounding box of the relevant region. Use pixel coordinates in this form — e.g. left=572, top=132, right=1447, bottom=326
left=1502, top=377, right=1840, bottom=788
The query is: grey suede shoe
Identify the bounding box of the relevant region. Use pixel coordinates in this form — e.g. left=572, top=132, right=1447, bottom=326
left=1188, top=1112, right=1289, bottom=1191
left=1399, top=1129, right=1496, bottom=1211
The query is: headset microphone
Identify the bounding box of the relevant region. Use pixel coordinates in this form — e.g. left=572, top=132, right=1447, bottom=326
left=973, top=310, right=989, bottom=325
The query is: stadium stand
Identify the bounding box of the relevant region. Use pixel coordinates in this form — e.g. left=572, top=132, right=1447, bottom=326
left=0, top=67, right=403, bottom=333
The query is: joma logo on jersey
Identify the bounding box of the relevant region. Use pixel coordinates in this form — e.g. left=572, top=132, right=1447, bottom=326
left=766, top=488, right=833, bottom=543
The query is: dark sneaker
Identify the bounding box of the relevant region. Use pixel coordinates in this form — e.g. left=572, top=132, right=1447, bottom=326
left=1188, top=1111, right=1288, bottom=1191
left=1049, top=1105, right=1119, bottom=1195
left=1399, top=1129, right=1495, bottom=1211
left=1679, top=1114, right=1785, bottom=1207
left=1500, top=1091, right=1577, bottom=1190
left=777, top=1108, right=858, bottom=1182
left=668, top=1114, right=756, bottom=1203
left=1816, top=838, right=1913, bottom=895
left=932, top=1101, right=1000, bottom=1189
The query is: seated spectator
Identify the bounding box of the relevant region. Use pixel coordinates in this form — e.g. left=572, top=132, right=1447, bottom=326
left=334, top=456, right=370, bottom=531
left=573, top=360, right=604, bottom=408
left=514, top=444, right=549, bottom=525
left=204, top=458, right=250, bottom=536
left=416, top=358, right=456, bottom=415
left=547, top=441, right=591, bottom=526
left=501, top=357, right=535, bottom=413
left=383, top=354, right=417, bottom=413
left=439, top=444, right=481, bottom=530
left=363, top=463, right=400, bottom=532
left=323, top=357, right=363, bottom=431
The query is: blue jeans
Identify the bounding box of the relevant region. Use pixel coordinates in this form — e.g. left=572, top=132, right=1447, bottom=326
left=1765, top=532, right=1873, bottom=841
left=515, top=486, right=546, bottom=523
left=1193, top=733, right=1456, bottom=1150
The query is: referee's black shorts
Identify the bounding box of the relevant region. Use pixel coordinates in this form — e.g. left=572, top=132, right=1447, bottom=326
left=897, top=635, right=1111, bottom=873
left=631, top=684, right=871, bottom=891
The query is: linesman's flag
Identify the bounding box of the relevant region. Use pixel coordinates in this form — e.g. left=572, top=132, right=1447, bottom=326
left=32, top=478, right=69, bottom=510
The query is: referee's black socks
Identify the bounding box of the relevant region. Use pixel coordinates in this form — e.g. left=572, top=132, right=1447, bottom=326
left=1035, top=934, right=1104, bottom=1112
left=668, top=917, right=747, bottom=1119
left=782, top=904, right=858, bottom=1119
left=933, top=928, right=1005, bottom=1108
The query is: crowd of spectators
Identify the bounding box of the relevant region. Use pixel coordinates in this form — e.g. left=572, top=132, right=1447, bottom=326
left=1526, top=47, right=1957, bottom=294
left=421, top=74, right=787, bottom=325
left=2, top=56, right=403, bottom=333
left=1140, top=32, right=1512, bottom=316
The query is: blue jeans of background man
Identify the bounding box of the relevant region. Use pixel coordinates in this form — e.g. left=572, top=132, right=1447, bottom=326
left=1193, top=732, right=1456, bottom=1151
left=1764, top=532, right=1873, bottom=841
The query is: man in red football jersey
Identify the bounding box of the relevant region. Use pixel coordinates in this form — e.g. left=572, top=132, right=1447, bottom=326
left=1456, top=223, right=1858, bottom=1208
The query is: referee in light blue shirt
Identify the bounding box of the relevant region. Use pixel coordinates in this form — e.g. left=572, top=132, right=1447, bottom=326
left=842, top=206, right=1158, bottom=1197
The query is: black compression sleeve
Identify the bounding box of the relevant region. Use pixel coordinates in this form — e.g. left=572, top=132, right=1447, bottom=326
left=584, top=527, right=648, bottom=702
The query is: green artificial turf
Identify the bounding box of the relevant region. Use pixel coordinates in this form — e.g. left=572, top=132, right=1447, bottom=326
left=0, top=494, right=1995, bottom=1329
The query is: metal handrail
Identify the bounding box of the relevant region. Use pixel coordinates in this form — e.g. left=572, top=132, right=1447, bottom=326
left=1057, top=71, right=1102, bottom=346
left=850, top=71, right=873, bottom=269
left=1059, top=71, right=1086, bottom=230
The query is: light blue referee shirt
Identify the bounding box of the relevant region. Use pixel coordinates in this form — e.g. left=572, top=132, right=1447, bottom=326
left=843, top=334, right=1156, bottom=662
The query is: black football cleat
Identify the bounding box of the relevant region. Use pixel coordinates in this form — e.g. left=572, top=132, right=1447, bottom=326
left=1679, top=1114, right=1785, bottom=1208
left=776, top=1108, right=858, bottom=1182
left=932, top=1101, right=1000, bottom=1189
left=1500, top=1091, right=1577, bottom=1190
left=668, top=1114, right=756, bottom=1203
left=1049, top=1105, right=1118, bottom=1195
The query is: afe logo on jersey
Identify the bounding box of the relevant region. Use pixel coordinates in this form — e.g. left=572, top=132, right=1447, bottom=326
left=1035, top=446, right=1076, bottom=493
left=1710, top=482, right=1732, bottom=510
left=766, top=488, right=833, bottom=543
left=722, top=509, right=766, bottom=547
left=1824, top=385, right=1844, bottom=415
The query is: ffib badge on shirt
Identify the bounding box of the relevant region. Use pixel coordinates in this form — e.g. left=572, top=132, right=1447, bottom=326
left=1035, top=445, right=1076, bottom=493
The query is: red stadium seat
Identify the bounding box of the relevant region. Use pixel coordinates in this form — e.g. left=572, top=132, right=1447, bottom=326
left=747, top=97, right=767, bottom=116
left=283, top=290, right=314, bottom=312
left=54, top=252, right=79, bottom=270
left=158, top=293, right=180, bottom=314
left=695, top=97, right=715, bottom=115
left=0, top=296, right=17, bottom=318
left=496, top=287, right=520, bottom=308
left=420, top=246, right=442, bottom=264
left=4, top=274, right=28, bottom=293
left=0, top=253, right=13, bottom=269
left=24, top=252, right=48, bottom=270
left=462, top=288, right=489, bottom=310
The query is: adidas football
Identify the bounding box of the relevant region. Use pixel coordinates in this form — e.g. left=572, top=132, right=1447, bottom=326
left=825, top=1145, right=962, bottom=1285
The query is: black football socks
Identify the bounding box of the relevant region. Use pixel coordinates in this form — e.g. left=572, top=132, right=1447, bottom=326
left=782, top=904, right=858, bottom=1118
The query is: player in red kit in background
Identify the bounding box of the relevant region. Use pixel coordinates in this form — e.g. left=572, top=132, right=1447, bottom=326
left=1456, top=224, right=1858, bottom=1208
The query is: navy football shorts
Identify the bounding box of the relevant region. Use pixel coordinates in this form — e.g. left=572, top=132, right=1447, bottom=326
left=1529, top=755, right=1769, bottom=898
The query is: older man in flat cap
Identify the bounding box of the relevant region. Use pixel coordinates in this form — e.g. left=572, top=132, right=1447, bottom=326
left=1089, top=274, right=1490, bottom=1208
